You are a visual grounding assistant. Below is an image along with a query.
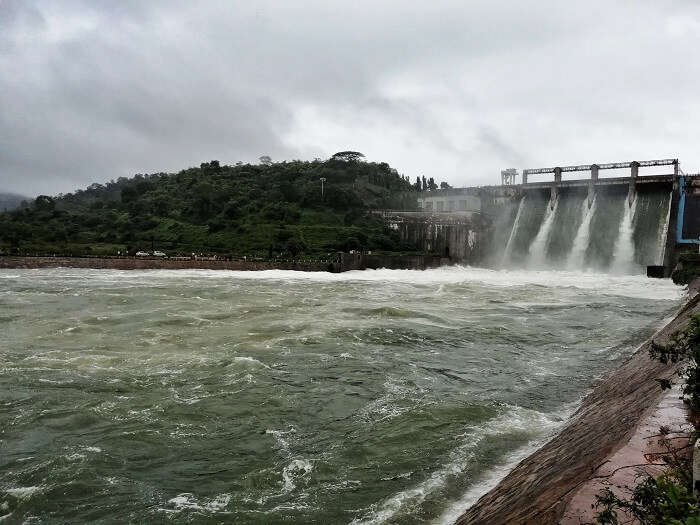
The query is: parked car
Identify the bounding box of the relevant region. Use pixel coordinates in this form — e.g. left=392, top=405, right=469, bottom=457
left=153, top=251, right=167, bottom=257
left=135, top=251, right=149, bottom=257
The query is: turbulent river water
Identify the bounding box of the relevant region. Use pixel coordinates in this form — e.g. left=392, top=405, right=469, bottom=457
left=0, top=267, right=684, bottom=524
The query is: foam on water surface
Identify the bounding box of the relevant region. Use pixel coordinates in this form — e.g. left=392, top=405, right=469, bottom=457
left=0, top=267, right=685, bottom=523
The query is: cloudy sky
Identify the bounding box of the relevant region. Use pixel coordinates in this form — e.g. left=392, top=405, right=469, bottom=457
left=2, top=0, right=700, bottom=196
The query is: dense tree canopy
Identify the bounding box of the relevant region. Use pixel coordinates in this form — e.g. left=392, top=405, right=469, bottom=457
left=0, top=157, right=445, bottom=259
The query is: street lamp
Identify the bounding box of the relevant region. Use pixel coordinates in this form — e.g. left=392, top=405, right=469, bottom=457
left=320, top=177, right=327, bottom=198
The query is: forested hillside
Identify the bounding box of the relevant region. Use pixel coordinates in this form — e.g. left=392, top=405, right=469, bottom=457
left=0, top=154, right=433, bottom=258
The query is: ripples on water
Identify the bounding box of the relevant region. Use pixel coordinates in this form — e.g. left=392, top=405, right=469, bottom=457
left=0, top=267, right=684, bottom=523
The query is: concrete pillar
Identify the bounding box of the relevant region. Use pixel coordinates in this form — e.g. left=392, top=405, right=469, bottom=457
left=588, top=164, right=599, bottom=208
left=671, top=159, right=680, bottom=192
left=628, top=161, right=639, bottom=206
left=664, top=179, right=681, bottom=275
left=522, top=171, right=528, bottom=185
left=551, top=167, right=562, bottom=208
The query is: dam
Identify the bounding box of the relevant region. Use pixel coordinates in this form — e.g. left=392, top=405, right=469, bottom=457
left=1, top=162, right=694, bottom=523
left=380, top=158, right=700, bottom=275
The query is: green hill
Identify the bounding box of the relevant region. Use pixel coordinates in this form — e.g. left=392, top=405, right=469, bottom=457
left=0, top=156, right=427, bottom=259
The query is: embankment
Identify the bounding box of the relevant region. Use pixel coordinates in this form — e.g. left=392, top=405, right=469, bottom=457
left=456, top=280, right=700, bottom=525
left=0, top=254, right=449, bottom=273
left=338, top=252, right=450, bottom=271
left=0, top=256, right=334, bottom=272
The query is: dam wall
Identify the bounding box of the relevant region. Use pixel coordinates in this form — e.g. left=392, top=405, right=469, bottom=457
left=0, top=254, right=452, bottom=274
left=681, top=176, right=700, bottom=240
left=0, top=256, right=335, bottom=273
left=375, top=210, right=491, bottom=264
left=387, top=169, right=700, bottom=274
left=337, top=252, right=450, bottom=272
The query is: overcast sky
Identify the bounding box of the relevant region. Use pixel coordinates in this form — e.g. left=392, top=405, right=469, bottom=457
left=2, top=0, right=700, bottom=196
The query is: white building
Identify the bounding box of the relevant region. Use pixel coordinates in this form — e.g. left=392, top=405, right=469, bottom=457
left=417, top=190, right=481, bottom=213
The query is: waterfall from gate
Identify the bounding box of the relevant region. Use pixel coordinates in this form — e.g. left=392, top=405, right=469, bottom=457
left=501, top=195, right=526, bottom=267
left=488, top=184, right=671, bottom=274
left=527, top=197, right=559, bottom=269
left=566, top=196, right=596, bottom=270
left=611, top=197, right=638, bottom=274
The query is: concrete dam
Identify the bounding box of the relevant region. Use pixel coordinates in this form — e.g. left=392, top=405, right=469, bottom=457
left=380, top=158, right=700, bottom=274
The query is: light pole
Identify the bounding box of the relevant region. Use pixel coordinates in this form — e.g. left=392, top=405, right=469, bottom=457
left=320, top=177, right=326, bottom=198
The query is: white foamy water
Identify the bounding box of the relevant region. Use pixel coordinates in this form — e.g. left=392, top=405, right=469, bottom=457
left=501, top=195, right=526, bottom=267
left=567, top=196, right=597, bottom=270
left=657, top=191, right=673, bottom=265
left=70, top=266, right=682, bottom=301
left=528, top=197, right=559, bottom=269
left=0, top=267, right=684, bottom=523
left=612, top=197, right=639, bottom=273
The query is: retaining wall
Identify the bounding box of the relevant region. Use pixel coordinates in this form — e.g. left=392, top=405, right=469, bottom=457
left=338, top=253, right=450, bottom=272
left=0, top=256, right=335, bottom=273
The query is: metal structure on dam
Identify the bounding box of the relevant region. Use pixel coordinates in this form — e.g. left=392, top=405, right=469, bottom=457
left=379, top=158, right=700, bottom=274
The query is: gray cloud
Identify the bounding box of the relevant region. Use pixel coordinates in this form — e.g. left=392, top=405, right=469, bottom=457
left=1, top=0, right=700, bottom=196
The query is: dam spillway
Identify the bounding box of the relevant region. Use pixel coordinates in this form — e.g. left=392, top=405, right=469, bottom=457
left=496, top=184, right=671, bottom=272
left=385, top=159, right=700, bottom=275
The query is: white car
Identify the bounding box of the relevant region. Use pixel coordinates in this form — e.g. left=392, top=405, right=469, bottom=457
left=153, top=251, right=167, bottom=257
left=135, top=251, right=149, bottom=257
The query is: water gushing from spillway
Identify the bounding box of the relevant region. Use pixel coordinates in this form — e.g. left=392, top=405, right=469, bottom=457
left=486, top=184, right=672, bottom=275
left=611, top=197, right=638, bottom=274
left=501, top=195, right=526, bottom=267
left=657, top=191, right=673, bottom=266
left=566, top=196, right=596, bottom=270
left=527, top=197, right=558, bottom=269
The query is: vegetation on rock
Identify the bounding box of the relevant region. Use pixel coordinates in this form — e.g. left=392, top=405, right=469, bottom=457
left=651, top=315, right=700, bottom=412
left=673, top=253, right=700, bottom=286
left=596, top=460, right=699, bottom=524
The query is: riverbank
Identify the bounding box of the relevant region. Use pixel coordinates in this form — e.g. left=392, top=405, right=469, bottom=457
left=0, top=255, right=334, bottom=272
left=456, top=279, right=700, bottom=524
left=0, top=254, right=449, bottom=273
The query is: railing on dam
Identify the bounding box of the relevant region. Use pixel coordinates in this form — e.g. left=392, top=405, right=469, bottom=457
left=520, top=174, right=677, bottom=190
left=513, top=159, right=683, bottom=209
left=522, top=158, right=678, bottom=178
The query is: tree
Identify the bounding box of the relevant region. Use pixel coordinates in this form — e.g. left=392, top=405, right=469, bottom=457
left=199, top=160, right=221, bottom=172
left=440, top=181, right=452, bottom=189
left=153, top=197, right=170, bottom=217
left=422, top=176, right=427, bottom=191
left=331, top=151, right=365, bottom=162
left=414, top=176, right=422, bottom=191
left=286, top=236, right=306, bottom=257
left=428, top=177, right=438, bottom=191
left=34, top=195, right=55, bottom=211
left=121, top=186, right=139, bottom=204
left=259, top=155, right=272, bottom=166
left=192, top=182, right=214, bottom=219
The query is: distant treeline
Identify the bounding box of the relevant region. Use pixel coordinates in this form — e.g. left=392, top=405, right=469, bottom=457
left=0, top=153, right=449, bottom=258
